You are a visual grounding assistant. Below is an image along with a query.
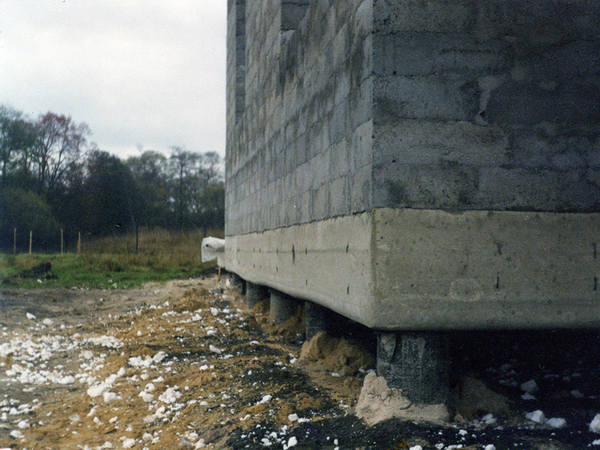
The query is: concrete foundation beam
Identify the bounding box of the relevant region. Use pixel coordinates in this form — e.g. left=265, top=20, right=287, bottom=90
left=305, top=301, right=329, bottom=341
left=377, top=331, right=450, bottom=405
left=224, top=209, right=600, bottom=330
left=246, top=282, right=269, bottom=309
left=270, top=289, right=299, bottom=325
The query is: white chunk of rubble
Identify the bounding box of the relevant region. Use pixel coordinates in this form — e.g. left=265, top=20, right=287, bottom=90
left=590, top=414, right=600, bottom=433
left=525, top=410, right=546, bottom=423
left=521, top=379, right=539, bottom=393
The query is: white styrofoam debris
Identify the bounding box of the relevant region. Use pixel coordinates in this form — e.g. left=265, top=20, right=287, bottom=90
left=409, top=446, right=423, bottom=450
left=153, top=351, right=167, bottom=363
left=129, top=356, right=153, bottom=369
left=546, top=417, right=566, bottom=428
left=87, top=385, right=106, bottom=398
left=209, top=345, right=222, bottom=354
left=85, top=335, right=123, bottom=349
left=10, top=430, right=24, bottom=438
left=481, top=413, right=496, bottom=424
left=158, top=387, right=181, bottom=404
left=138, top=392, right=154, bottom=403
left=525, top=410, right=546, bottom=424
left=571, top=390, right=584, bottom=398
left=122, top=438, right=136, bottom=448
left=258, top=394, right=272, bottom=405
left=103, top=392, right=118, bottom=403
left=590, top=414, right=600, bottom=433
left=521, top=379, right=539, bottom=393
left=26, top=313, right=36, bottom=320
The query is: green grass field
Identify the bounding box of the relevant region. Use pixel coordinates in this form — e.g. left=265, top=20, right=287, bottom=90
left=0, top=229, right=222, bottom=289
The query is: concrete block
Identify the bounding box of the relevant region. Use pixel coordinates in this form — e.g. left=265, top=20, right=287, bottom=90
left=374, top=33, right=511, bottom=77
left=474, top=167, right=600, bottom=211
left=372, top=163, right=479, bottom=209
left=374, top=75, right=478, bottom=123
left=374, top=0, right=475, bottom=34
left=374, top=120, right=509, bottom=167
left=329, top=176, right=349, bottom=217
left=349, top=165, right=372, bottom=213
left=486, top=81, right=600, bottom=126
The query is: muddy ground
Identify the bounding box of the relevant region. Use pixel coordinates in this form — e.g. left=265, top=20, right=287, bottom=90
left=1, top=273, right=600, bottom=449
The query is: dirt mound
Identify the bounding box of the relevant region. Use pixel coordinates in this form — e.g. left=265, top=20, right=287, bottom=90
left=298, top=330, right=374, bottom=377
left=452, top=376, right=512, bottom=421
left=356, top=372, right=450, bottom=426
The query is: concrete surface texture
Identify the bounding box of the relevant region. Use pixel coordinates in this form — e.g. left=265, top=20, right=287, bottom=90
left=225, top=0, right=600, bottom=330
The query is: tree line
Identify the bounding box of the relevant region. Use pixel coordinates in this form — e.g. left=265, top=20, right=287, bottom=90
left=0, top=104, right=224, bottom=253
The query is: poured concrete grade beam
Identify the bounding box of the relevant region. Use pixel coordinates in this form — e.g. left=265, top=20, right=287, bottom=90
left=224, top=213, right=373, bottom=325
left=225, top=208, right=600, bottom=331
left=371, top=208, right=600, bottom=330
left=246, top=282, right=269, bottom=309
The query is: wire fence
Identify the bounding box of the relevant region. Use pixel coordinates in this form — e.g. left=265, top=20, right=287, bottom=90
left=5, top=228, right=82, bottom=255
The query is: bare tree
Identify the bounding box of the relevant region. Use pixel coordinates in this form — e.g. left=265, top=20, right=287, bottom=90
left=34, top=112, right=90, bottom=193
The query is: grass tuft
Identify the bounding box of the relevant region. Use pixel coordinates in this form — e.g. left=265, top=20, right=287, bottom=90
left=0, top=229, right=222, bottom=289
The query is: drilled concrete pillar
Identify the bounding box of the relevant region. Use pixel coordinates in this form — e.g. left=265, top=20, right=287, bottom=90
left=246, top=282, right=269, bottom=309
left=377, top=332, right=450, bottom=405
left=230, top=273, right=246, bottom=294
left=305, top=301, right=328, bottom=341
left=270, top=289, right=298, bottom=324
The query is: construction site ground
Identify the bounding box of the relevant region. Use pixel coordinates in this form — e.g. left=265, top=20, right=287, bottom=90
left=1, top=273, right=600, bottom=450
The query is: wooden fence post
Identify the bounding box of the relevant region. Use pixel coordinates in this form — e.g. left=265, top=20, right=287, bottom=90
left=13, top=228, right=16, bottom=254
left=29, top=231, right=32, bottom=254
left=61, top=229, right=64, bottom=254
left=77, top=232, right=81, bottom=256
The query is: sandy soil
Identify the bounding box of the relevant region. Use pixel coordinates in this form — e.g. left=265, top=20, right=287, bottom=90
left=1, top=274, right=600, bottom=450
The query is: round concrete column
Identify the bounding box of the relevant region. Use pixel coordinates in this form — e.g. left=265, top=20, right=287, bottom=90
left=230, top=273, right=246, bottom=294
left=246, top=282, right=269, bottom=309
left=270, top=289, right=299, bottom=325
left=377, top=332, right=450, bottom=405
left=305, top=301, right=329, bottom=341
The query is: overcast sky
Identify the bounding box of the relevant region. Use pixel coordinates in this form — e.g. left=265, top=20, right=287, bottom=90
left=0, top=0, right=227, bottom=160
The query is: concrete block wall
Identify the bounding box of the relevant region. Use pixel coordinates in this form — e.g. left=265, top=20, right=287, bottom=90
left=225, top=0, right=600, bottom=332
left=372, top=0, right=600, bottom=212
left=226, top=0, right=373, bottom=237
